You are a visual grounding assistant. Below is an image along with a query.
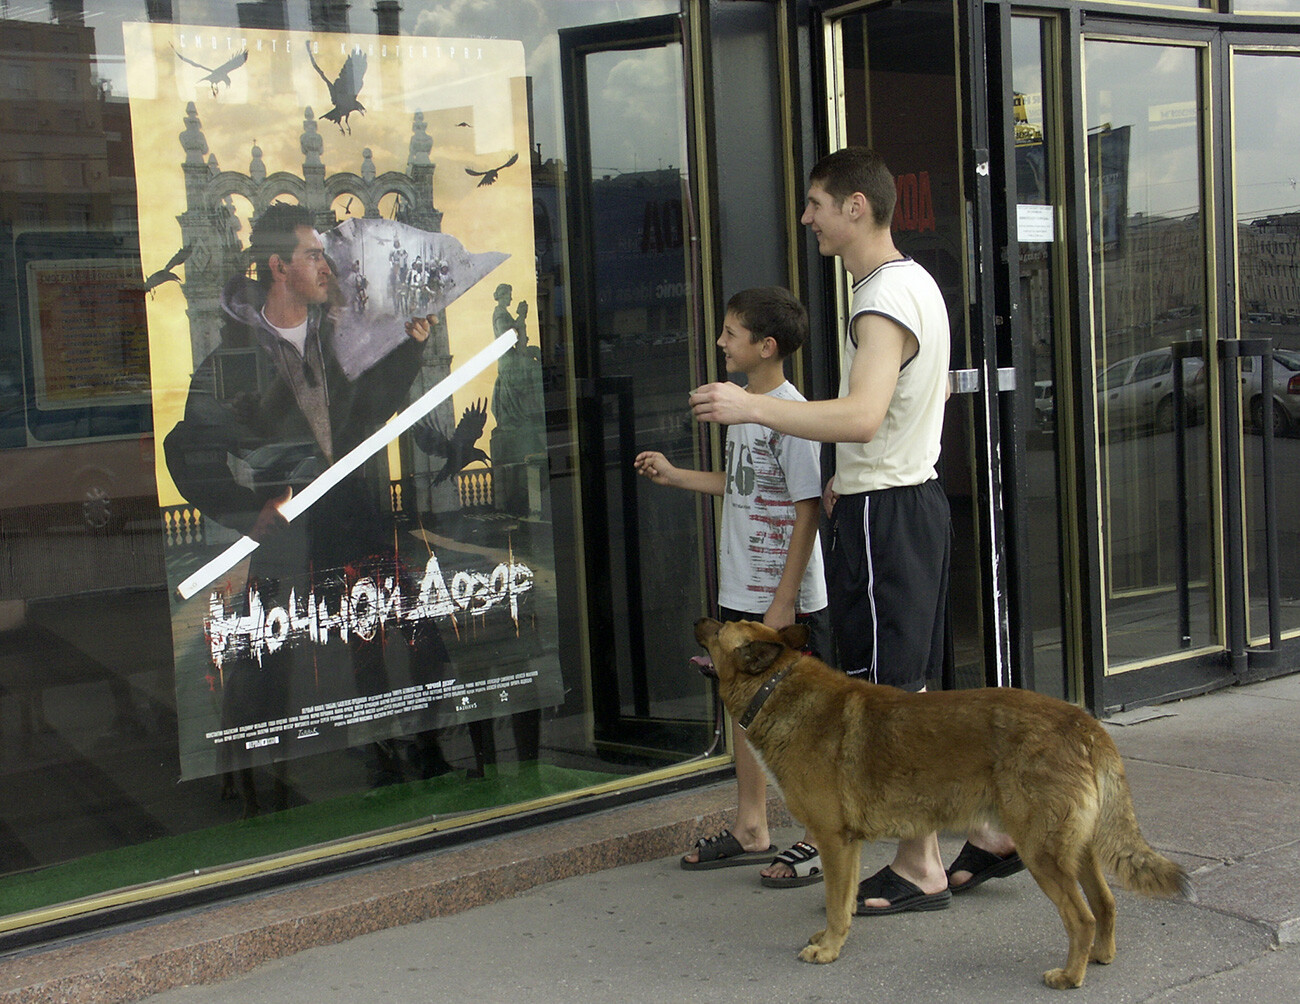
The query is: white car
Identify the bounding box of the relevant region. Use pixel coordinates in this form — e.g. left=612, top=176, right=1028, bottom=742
left=1096, top=347, right=1206, bottom=435
left=1033, top=380, right=1055, bottom=431
left=1240, top=349, right=1300, bottom=436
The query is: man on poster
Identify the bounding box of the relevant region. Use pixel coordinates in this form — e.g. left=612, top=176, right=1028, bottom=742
left=164, top=202, right=448, bottom=802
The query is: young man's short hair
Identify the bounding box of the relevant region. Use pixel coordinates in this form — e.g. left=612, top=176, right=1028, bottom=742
left=810, top=147, right=896, bottom=229
left=725, top=286, right=809, bottom=359
left=249, top=202, right=316, bottom=286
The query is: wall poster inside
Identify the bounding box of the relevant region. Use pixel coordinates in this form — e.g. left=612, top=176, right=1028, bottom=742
left=123, top=23, right=559, bottom=781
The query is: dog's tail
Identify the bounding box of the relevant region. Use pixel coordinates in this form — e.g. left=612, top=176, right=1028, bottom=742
left=1092, top=742, right=1194, bottom=901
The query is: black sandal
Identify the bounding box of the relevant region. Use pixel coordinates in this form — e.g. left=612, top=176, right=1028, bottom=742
left=945, top=841, right=1025, bottom=894
left=680, top=829, right=776, bottom=870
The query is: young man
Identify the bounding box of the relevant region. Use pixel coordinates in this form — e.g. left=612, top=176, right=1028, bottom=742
left=165, top=201, right=432, bottom=552
left=164, top=202, right=443, bottom=801
left=688, top=149, right=1020, bottom=913
left=636, top=287, right=831, bottom=888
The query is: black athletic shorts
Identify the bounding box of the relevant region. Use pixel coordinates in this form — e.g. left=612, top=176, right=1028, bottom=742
left=826, top=479, right=950, bottom=692
left=717, top=605, right=833, bottom=664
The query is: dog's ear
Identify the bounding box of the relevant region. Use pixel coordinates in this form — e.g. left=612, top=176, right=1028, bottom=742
left=736, top=639, right=785, bottom=675
left=695, top=618, right=721, bottom=646
left=779, top=623, right=809, bottom=651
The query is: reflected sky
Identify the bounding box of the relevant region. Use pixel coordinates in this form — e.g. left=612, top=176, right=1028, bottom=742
left=1233, top=52, right=1300, bottom=223
left=32, top=0, right=682, bottom=179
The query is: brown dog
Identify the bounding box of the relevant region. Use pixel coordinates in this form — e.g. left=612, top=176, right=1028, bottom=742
left=694, top=617, right=1191, bottom=989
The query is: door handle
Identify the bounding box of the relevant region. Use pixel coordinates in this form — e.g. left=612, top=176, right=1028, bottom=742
left=949, top=369, right=980, bottom=394
left=948, top=368, right=1017, bottom=394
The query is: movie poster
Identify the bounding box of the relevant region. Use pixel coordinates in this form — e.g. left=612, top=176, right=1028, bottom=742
left=123, top=24, right=560, bottom=781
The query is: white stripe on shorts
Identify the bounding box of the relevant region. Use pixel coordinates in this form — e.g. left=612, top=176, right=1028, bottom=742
left=863, top=494, right=878, bottom=684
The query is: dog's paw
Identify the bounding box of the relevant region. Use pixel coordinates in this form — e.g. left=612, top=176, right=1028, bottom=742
left=795, top=941, right=837, bottom=962
left=1042, top=967, right=1084, bottom=989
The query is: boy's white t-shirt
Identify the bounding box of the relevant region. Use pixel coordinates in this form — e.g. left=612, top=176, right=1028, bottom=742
left=833, top=257, right=950, bottom=494
left=717, top=380, right=828, bottom=614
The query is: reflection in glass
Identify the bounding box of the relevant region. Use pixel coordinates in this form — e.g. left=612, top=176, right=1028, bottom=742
left=837, top=0, right=985, bottom=688
left=578, top=44, right=712, bottom=737
left=1084, top=39, right=1218, bottom=668
left=1011, top=17, right=1070, bottom=698
left=1233, top=0, right=1300, bottom=10
left=1232, top=51, right=1300, bottom=644
left=0, top=0, right=709, bottom=927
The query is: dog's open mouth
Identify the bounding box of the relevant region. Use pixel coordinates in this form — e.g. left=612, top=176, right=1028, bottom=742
left=691, top=654, right=717, bottom=679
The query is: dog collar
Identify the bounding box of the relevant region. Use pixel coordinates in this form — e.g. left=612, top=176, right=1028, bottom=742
left=738, top=666, right=792, bottom=731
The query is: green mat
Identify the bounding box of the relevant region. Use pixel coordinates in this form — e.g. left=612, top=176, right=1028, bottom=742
left=1, top=762, right=623, bottom=919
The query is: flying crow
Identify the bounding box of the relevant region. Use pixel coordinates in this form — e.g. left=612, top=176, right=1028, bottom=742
left=465, top=153, right=519, bottom=188
left=172, top=46, right=248, bottom=96
left=143, top=245, right=193, bottom=298
left=413, top=399, right=489, bottom=484
left=308, top=49, right=367, bottom=134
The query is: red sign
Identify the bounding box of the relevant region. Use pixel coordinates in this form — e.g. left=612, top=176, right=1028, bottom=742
left=893, top=171, right=936, bottom=233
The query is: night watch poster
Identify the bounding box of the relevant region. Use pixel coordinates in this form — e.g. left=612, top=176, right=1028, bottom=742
left=123, top=23, right=560, bottom=781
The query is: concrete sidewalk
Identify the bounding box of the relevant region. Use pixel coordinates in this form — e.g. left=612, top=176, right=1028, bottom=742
left=6, top=674, right=1300, bottom=1003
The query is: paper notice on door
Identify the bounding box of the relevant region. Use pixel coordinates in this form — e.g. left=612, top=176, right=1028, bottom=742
left=1017, top=204, right=1056, bottom=243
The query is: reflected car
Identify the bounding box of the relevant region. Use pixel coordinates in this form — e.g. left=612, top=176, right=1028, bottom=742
left=1033, top=380, right=1055, bottom=431
left=1241, top=349, right=1300, bottom=436
left=0, top=435, right=156, bottom=534
left=1096, top=347, right=1206, bottom=435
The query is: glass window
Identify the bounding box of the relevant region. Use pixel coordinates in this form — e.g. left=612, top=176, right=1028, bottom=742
left=0, top=0, right=723, bottom=932
left=1233, top=0, right=1300, bottom=11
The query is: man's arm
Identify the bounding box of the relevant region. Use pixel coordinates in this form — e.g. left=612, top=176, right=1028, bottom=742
left=764, top=495, right=819, bottom=629
left=689, top=313, right=913, bottom=443
left=342, top=314, right=435, bottom=443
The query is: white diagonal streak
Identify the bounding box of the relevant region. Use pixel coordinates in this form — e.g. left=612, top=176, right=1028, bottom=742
left=177, top=330, right=516, bottom=600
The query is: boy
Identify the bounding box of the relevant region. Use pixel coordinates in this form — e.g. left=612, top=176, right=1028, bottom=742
left=688, top=149, right=1019, bottom=914
left=635, top=286, right=830, bottom=888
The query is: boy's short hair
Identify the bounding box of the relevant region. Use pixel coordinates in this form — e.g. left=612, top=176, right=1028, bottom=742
left=725, top=287, right=809, bottom=359
left=249, top=202, right=315, bottom=286
left=809, top=147, right=896, bottom=229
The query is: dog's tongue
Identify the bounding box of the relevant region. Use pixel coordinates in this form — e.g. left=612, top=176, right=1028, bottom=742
left=690, top=655, right=713, bottom=669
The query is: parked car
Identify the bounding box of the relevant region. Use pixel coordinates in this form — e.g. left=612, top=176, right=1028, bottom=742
left=1096, top=346, right=1206, bottom=435
left=1241, top=349, right=1300, bottom=436
left=1033, top=380, right=1055, bottom=431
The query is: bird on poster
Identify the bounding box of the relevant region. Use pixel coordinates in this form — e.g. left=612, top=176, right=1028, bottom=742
left=171, top=46, right=248, bottom=96
left=465, top=153, right=519, bottom=188
left=413, top=399, right=490, bottom=484
left=308, top=49, right=367, bottom=134
left=143, top=245, right=193, bottom=298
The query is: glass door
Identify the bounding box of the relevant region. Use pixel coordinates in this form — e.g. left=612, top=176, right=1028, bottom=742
left=559, top=17, right=716, bottom=756
left=825, top=0, right=988, bottom=689
left=1082, top=36, right=1222, bottom=677
left=1229, top=48, right=1300, bottom=651
left=1001, top=16, right=1300, bottom=708
left=1007, top=13, right=1076, bottom=700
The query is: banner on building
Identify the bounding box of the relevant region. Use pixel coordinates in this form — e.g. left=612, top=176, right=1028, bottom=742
left=1088, top=124, right=1131, bottom=260
left=123, top=23, right=559, bottom=781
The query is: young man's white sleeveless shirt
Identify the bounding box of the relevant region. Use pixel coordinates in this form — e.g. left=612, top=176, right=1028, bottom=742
left=833, top=258, right=950, bottom=494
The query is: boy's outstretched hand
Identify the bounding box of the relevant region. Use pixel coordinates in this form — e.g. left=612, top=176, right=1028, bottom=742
left=634, top=450, right=678, bottom=488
